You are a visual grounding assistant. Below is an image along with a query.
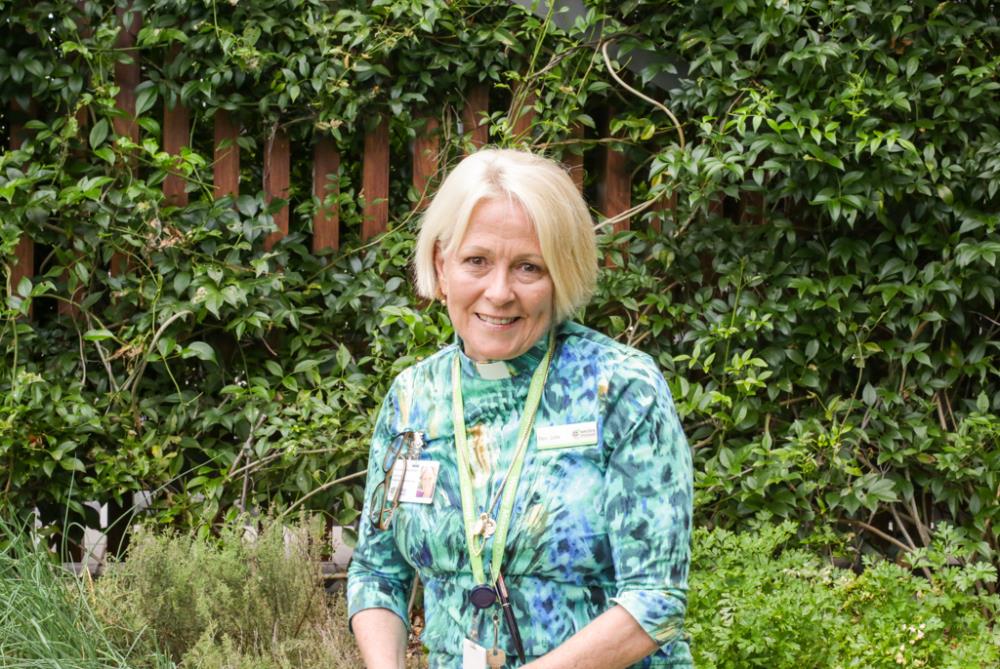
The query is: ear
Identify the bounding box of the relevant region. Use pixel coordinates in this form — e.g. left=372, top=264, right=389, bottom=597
left=433, top=242, right=448, bottom=299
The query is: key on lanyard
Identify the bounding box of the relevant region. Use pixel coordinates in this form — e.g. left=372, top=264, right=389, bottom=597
left=486, top=612, right=506, bottom=668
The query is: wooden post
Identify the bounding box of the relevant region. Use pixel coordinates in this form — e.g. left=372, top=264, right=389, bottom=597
left=600, top=110, right=631, bottom=233
left=462, top=84, right=489, bottom=152
left=263, top=128, right=290, bottom=250
left=213, top=110, right=239, bottom=201
left=113, top=3, right=140, bottom=146
left=162, top=45, right=189, bottom=207
left=511, top=90, right=536, bottom=141
left=312, top=136, right=340, bottom=253
left=412, top=116, right=439, bottom=208
left=564, top=123, right=585, bottom=193
left=74, top=2, right=92, bottom=131
left=740, top=192, right=765, bottom=226
left=8, top=101, right=34, bottom=315
left=649, top=191, right=677, bottom=234
left=362, top=117, right=389, bottom=240
left=109, top=2, right=140, bottom=277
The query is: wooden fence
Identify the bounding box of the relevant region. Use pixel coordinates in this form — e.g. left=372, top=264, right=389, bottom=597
left=3, top=8, right=681, bottom=320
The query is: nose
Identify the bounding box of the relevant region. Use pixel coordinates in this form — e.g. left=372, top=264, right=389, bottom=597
left=483, top=267, right=514, bottom=305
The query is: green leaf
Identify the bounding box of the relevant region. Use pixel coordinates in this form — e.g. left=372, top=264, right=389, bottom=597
left=16, top=276, right=32, bottom=298
left=83, top=329, right=115, bottom=341
left=174, top=272, right=191, bottom=295
left=183, top=341, right=217, bottom=362
left=89, top=118, right=109, bottom=149
left=135, top=86, right=158, bottom=116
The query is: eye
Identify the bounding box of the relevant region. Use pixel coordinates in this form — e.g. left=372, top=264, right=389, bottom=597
left=463, top=256, right=486, bottom=266
left=517, top=262, right=542, bottom=274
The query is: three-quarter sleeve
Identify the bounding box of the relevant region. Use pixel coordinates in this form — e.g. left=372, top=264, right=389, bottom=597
left=346, top=381, right=416, bottom=630
left=601, top=355, right=693, bottom=653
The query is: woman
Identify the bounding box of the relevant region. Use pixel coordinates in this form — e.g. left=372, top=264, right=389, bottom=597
left=347, top=149, right=693, bottom=668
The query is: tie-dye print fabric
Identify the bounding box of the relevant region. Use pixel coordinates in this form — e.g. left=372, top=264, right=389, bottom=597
left=347, top=321, right=693, bottom=667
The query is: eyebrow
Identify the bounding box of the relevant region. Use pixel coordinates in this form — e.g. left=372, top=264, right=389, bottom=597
left=460, top=246, right=546, bottom=264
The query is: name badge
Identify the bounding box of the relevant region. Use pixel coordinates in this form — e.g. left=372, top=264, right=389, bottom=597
left=463, top=638, right=487, bottom=669
left=535, top=421, right=598, bottom=450
left=387, top=460, right=440, bottom=504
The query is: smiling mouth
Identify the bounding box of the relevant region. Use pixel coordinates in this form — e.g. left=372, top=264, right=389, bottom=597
left=477, top=314, right=519, bottom=326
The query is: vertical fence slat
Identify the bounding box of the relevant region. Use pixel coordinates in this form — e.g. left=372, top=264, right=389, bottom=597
left=650, top=192, right=677, bottom=234
left=412, top=116, right=439, bottom=207
left=462, top=84, right=489, bottom=152
left=740, top=192, right=765, bottom=226
left=600, top=111, right=631, bottom=233
left=113, top=3, right=140, bottom=145
left=8, top=101, right=34, bottom=314
left=263, top=129, right=290, bottom=250
left=362, top=118, right=389, bottom=240
left=109, top=3, right=140, bottom=277
left=162, top=45, right=189, bottom=207
left=312, top=136, right=340, bottom=253
left=511, top=90, right=536, bottom=141
left=213, top=110, right=240, bottom=200
left=564, top=123, right=585, bottom=192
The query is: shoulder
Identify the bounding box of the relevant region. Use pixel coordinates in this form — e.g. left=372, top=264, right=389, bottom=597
left=387, top=342, right=458, bottom=392
left=557, top=321, right=664, bottom=387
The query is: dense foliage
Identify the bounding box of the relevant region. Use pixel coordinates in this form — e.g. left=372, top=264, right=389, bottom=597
left=1, top=0, right=998, bottom=581
left=3, top=517, right=996, bottom=668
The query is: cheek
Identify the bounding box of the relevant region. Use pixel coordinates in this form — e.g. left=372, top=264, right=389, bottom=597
left=526, top=281, right=555, bottom=315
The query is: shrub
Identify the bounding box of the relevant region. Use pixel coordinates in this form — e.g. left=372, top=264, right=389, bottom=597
left=93, top=516, right=363, bottom=669
left=688, top=522, right=1000, bottom=668
left=0, top=517, right=171, bottom=669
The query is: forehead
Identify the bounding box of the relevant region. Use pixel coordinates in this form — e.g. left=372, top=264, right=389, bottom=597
left=456, top=198, right=540, bottom=251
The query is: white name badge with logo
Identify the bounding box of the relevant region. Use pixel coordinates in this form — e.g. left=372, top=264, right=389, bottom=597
left=536, top=421, right=598, bottom=450
left=387, top=460, right=440, bottom=504
left=463, top=638, right=487, bottom=669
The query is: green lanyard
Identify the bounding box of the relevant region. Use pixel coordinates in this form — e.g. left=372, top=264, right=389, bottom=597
left=451, top=329, right=555, bottom=586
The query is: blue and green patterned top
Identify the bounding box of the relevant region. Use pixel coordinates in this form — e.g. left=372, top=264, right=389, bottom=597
left=347, top=321, right=693, bottom=667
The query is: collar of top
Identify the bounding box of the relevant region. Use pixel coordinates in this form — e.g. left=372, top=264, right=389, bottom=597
left=455, top=327, right=554, bottom=381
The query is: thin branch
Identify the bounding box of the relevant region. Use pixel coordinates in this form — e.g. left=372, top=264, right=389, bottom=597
left=236, top=412, right=269, bottom=513
left=600, top=40, right=686, bottom=150
left=124, top=310, right=193, bottom=406
left=280, top=470, right=367, bottom=518
left=842, top=518, right=913, bottom=556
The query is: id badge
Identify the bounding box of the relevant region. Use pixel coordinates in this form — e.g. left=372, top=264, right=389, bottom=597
left=386, top=460, right=440, bottom=504
left=462, top=638, right=487, bottom=669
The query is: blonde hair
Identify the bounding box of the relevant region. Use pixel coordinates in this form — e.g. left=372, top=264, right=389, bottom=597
left=414, top=148, right=598, bottom=323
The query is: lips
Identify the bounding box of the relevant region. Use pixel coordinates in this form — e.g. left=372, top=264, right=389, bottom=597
left=477, top=314, right=519, bottom=326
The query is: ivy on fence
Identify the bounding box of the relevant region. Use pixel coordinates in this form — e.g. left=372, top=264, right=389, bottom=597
left=1, top=0, right=999, bottom=579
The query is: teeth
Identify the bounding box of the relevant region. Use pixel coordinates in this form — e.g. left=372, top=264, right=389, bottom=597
left=479, top=314, right=516, bottom=325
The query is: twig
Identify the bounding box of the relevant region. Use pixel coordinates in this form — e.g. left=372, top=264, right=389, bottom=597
left=126, top=310, right=193, bottom=409
left=906, top=473, right=934, bottom=547
left=236, top=412, right=269, bottom=512
left=280, top=470, right=368, bottom=518
left=842, top=518, right=913, bottom=556
left=600, top=40, right=686, bottom=150
left=888, top=504, right=933, bottom=580
left=593, top=196, right=662, bottom=232
left=85, top=313, right=120, bottom=394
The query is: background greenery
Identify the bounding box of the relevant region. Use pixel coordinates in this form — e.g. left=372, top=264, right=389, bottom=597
left=1, top=0, right=998, bottom=590
left=2, top=517, right=997, bottom=668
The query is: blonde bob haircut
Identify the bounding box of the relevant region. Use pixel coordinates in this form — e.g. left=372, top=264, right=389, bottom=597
left=414, top=148, right=598, bottom=323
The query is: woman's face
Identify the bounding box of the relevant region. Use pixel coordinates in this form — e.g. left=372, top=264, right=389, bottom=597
left=435, top=198, right=554, bottom=362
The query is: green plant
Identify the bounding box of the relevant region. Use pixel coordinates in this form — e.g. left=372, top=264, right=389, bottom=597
left=1, top=0, right=998, bottom=577
left=0, top=517, right=171, bottom=668
left=688, top=522, right=1000, bottom=668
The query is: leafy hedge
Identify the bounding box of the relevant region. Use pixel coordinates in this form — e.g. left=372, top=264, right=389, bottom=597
left=3, top=517, right=996, bottom=668
left=2, top=0, right=999, bottom=575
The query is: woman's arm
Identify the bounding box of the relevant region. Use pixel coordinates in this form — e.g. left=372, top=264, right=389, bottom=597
left=524, top=605, right=657, bottom=669
left=353, top=608, right=408, bottom=669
